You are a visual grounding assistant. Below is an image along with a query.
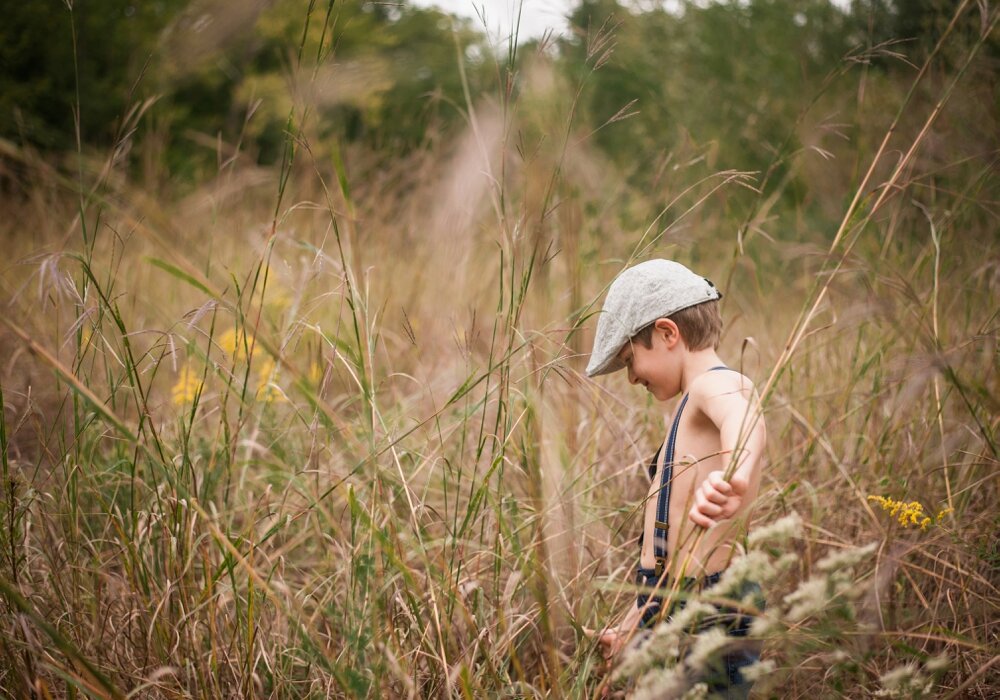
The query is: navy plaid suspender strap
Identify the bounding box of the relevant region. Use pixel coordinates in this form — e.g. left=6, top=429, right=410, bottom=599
left=650, top=365, right=733, bottom=576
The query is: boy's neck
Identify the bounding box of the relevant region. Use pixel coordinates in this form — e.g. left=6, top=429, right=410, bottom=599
left=678, top=348, right=725, bottom=393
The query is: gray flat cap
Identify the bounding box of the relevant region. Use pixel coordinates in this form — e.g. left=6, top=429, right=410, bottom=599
left=586, top=259, right=721, bottom=377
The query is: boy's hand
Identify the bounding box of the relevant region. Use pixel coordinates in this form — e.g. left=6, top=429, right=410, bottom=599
left=689, top=470, right=748, bottom=528
left=597, top=628, right=627, bottom=660
left=584, top=626, right=627, bottom=660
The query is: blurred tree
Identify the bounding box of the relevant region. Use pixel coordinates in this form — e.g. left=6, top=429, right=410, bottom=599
left=5, top=0, right=989, bottom=192
left=0, top=0, right=186, bottom=150
left=849, top=0, right=1000, bottom=67
left=231, top=0, right=491, bottom=160
left=560, top=0, right=856, bottom=185
left=0, top=0, right=490, bottom=178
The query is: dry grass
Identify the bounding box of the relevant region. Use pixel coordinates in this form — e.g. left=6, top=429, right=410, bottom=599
left=0, top=4, right=998, bottom=699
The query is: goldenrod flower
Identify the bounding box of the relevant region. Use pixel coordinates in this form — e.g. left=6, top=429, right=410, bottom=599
left=171, top=364, right=203, bottom=406
left=867, top=495, right=945, bottom=531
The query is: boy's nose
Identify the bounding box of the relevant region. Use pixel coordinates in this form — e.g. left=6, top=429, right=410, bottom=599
left=627, top=365, right=639, bottom=385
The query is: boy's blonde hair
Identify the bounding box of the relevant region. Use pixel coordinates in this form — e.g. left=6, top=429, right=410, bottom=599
left=632, top=300, right=722, bottom=351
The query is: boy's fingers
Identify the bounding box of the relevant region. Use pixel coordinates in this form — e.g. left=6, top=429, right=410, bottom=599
left=597, top=631, right=623, bottom=659
left=708, top=471, right=732, bottom=494
left=696, top=489, right=724, bottom=515
left=703, top=484, right=729, bottom=505
left=694, top=483, right=729, bottom=506
left=691, top=514, right=715, bottom=529
left=689, top=506, right=716, bottom=528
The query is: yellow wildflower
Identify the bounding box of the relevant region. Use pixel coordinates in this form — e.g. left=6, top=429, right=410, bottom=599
left=935, top=507, right=953, bottom=522
left=266, top=287, right=293, bottom=313
left=256, top=384, right=285, bottom=403
left=217, top=327, right=253, bottom=362
left=255, top=356, right=286, bottom=403
left=867, top=495, right=945, bottom=531
left=257, top=356, right=276, bottom=378
left=171, top=364, right=203, bottom=406
left=307, top=361, right=324, bottom=385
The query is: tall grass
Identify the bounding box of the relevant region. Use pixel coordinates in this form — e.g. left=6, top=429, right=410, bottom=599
left=0, top=1, right=998, bottom=698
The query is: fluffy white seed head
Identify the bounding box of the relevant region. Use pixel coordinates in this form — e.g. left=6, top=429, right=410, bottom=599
left=680, top=682, right=710, bottom=699
left=783, top=576, right=830, bottom=622
left=741, top=658, right=776, bottom=682
left=749, top=614, right=777, bottom=637
left=748, top=512, right=803, bottom=547
left=816, top=542, right=878, bottom=572
left=684, top=627, right=730, bottom=673
left=666, top=601, right=720, bottom=634
left=631, top=663, right=690, bottom=700
left=874, top=662, right=934, bottom=697
left=713, top=551, right=775, bottom=597
left=925, top=654, right=949, bottom=672
left=616, top=631, right=681, bottom=680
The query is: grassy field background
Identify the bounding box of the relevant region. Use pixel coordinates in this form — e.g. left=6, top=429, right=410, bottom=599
left=0, top=1, right=998, bottom=697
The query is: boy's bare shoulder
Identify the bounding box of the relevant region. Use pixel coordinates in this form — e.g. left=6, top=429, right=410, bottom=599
left=688, top=368, right=761, bottom=415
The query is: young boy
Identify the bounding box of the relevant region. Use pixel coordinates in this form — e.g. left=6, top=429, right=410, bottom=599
left=587, top=259, right=767, bottom=696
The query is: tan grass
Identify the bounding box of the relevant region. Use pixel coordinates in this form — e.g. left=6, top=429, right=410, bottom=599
left=0, top=4, right=998, bottom=698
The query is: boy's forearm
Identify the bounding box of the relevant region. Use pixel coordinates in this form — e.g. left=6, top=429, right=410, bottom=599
left=622, top=602, right=642, bottom=632
left=617, top=598, right=644, bottom=634
left=719, top=409, right=766, bottom=483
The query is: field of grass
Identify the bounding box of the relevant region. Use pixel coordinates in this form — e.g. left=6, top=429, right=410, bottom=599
left=0, top=4, right=998, bottom=699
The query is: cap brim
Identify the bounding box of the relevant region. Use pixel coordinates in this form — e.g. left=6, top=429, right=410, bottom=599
left=585, top=348, right=627, bottom=377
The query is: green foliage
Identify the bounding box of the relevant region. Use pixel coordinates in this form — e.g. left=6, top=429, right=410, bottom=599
left=560, top=1, right=858, bottom=192
left=237, top=0, right=491, bottom=153
left=0, top=0, right=186, bottom=149
left=0, top=0, right=491, bottom=181
left=851, top=0, right=1000, bottom=58
left=3, top=0, right=993, bottom=197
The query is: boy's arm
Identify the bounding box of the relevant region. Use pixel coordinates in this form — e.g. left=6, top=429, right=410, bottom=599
left=689, top=376, right=767, bottom=528
left=595, top=599, right=645, bottom=658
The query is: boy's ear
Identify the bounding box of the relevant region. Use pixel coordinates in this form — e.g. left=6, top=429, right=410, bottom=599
left=653, top=317, right=682, bottom=348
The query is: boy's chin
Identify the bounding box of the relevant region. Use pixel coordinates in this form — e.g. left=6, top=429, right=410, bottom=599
left=647, top=386, right=678, bottom=402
